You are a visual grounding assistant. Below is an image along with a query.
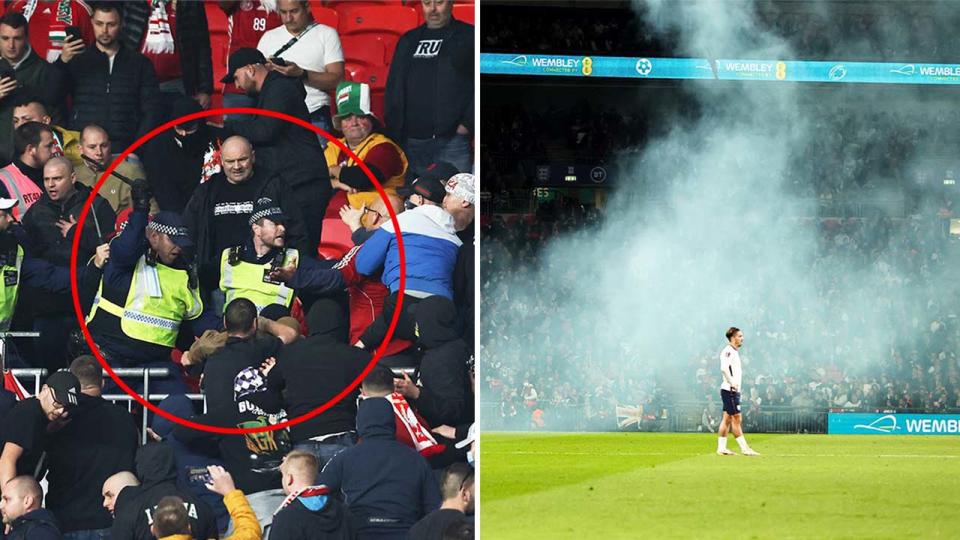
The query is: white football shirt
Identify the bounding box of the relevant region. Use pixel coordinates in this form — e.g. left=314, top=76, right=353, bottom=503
left=719, top=344, right=742, bottom=391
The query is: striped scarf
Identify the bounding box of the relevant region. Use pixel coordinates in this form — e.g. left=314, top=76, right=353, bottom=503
left=142, top=0, right=174, bottom=54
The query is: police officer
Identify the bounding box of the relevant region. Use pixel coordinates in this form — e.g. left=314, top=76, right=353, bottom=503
left=219, top=197, right=343, bottom=316
left=85, top=183, right=202, bottom=395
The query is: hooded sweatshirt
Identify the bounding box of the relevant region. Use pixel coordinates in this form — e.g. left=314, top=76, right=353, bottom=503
left=110, top=443, right=219, bottom=540
left=319, top=397, right=441, bottom=539
left=269, top=485, right=353, bottom=540
left=409, top=296, right=473, bottom=428
left=249, top=299, right=370, bottom=443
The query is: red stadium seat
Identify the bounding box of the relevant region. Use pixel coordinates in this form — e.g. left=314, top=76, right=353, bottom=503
left=340, top=35, right=387, bottom=66
left=345, top=63, right=389, bottom=92
left=310, top=5, right=340, bottom=30
left=452, top=3, right=474, bottom=25
left=337, top=5, right=418, bottom=37
left=370, top=89, right=386, bottom=121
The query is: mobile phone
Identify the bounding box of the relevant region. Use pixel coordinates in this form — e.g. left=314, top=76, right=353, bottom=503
left=187, top=467, right=212, bottom=485
left=65, top=25, right=82, bottom=42
left=271, top=56, right=288, bottom=67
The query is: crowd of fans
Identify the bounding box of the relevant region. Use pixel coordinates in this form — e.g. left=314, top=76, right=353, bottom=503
left=0, top=1, right=475, bottom=539
left=482, top=3, right=960, bottom=63
left=481, top=201, right=960, bottom=432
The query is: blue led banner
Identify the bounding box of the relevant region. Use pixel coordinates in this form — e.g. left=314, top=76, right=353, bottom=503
left=480, top=53, right=713, bottom=80
left=481, top=52, right=960, bottom=85
left=828, top=413, right=960, bottom=435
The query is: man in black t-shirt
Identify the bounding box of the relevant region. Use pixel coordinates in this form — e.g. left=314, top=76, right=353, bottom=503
left=182, top=135, right=309, bottom=313
left=45, top=356, right=139, bottom=538
left=0, top=370, right=79, bottom=490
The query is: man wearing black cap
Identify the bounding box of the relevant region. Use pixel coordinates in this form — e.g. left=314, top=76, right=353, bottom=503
left=220, top=197, right=343, bottom=316
left=220, top=46, right=331, bottom=256
left=142, top=96, right=225, bottom=213
left=0, top=370, right=80, bottom=490
left=85, top=182, right=203, bottom=395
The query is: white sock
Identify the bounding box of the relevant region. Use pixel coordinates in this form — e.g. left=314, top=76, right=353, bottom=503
left=736, top=436, right=749, bottom=450
left=718, top=437, right=727, bottom=451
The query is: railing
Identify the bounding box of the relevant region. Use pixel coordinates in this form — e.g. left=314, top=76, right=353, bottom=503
left=10, top=366, right=419, bottom=445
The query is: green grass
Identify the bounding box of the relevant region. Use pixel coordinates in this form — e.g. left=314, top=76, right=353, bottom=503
left=480, top=432, right=960, bottom=539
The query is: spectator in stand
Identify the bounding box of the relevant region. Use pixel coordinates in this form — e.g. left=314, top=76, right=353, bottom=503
left=101, top=471, right=140, bottom=518
left=202, top=466, right=263, bottom=540
left=408, top=463, right=474, bottom=540
left=45, top=355, right=138, bottom=540
left=393, top=296, right=472, bottom=429
left=0, top=371, right=80, bottom=489
left=58, top=2, right=162, bottom=153
left=0, top=475, right=61, bottom=539
left=22, top=156, right=114, bottom=372
left=75, top=124, right=156, bottom=215
left=11, top=96, right=81, bottom=168
left=142, top=95, right=224, bottom=212
left=257, top=0, right=344, bottom=143
left=0, top=121, right=57, bottom=219
left=0, top=12, right=68, bottom=162
left=120, top=0, right=213, bottom=112
left=270, top=450, right=353, bottom=540
left=319, top=396, right=441, bottom=540
left=7, top=0, right=94, bottom=63
left=325, top=81, right=407, bottom=224
left=385, top=0, right=474, bottom=179
left=219, top=0, right=281, bottom=115
left=220, top=47, right=331, bottom=254
left=359, top=366, right=446, bottom=462
left=110, top=443, right=219, bottom=540
left=250, top=299, right=368, bottom=468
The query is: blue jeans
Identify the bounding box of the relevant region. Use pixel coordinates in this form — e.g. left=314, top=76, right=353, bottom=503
left=63, top=529, right=111, bottom=540
left=310, top=106, right=333, bottom=148
left=403, top=133, right=473, bottom=182
left=294, top=432, right=357, bottom=476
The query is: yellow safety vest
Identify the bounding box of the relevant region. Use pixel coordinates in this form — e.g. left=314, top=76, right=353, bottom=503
left=219, top=247, right=299, bottom=313
left=324, top=132, right=408, bottom=209
left=0, top=245, right=23, bottom=332
left=87, top=255, right=203, bottom=347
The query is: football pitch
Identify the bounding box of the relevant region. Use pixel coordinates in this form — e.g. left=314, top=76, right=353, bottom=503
left=480, top=432, right=960, bottom=539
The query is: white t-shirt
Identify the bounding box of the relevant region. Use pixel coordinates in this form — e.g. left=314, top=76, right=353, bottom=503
left=257, top=23, right=344, bottom=112
left=719, top=344, right=742, bottom=392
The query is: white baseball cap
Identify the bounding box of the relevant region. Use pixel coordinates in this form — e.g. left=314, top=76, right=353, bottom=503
left=455, top=423, right=476, bottom=449
left=445, top=173, right=475, bottom=206
left=0, top=198, right=18, bottom=212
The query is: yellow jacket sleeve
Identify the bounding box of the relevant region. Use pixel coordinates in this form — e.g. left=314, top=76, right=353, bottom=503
left=223, top=489, right=263, bottom=540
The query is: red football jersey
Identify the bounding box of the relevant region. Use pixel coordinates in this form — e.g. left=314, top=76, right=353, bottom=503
left=10, top=0, right=94, bottom=63
left=224, top=0, right=280, bottom=95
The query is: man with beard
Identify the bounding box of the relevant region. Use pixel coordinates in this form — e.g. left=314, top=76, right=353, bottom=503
left=142, top=96, right=225, bottom=212
left=75, top=124, right=157, bottom=214
left=220, top=198, right=342, bottom=315
left=220, top=47, right=330, bottom=255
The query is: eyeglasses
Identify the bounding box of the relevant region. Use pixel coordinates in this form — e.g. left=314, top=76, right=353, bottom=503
left=363, top=207, right=386, bottom=220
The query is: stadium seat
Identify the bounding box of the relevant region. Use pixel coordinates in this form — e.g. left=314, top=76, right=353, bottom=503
left=452, top=4, right=474, bottom=25
left=310, top=5, right=340, bottom=30
left=345, top=63, right=389, bottom=92
left=318, top=217, right=354, bottom=260
left=340, top=35, right=388, bottom=66
left=337, top=5, right=419, bottom=37
left=370, top=89, right=386, bottom=122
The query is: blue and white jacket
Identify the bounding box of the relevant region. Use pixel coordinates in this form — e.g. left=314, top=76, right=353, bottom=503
left=354, top=205, right=461, bottom=299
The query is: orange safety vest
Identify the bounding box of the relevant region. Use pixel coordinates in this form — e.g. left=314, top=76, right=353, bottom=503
left=0, top=164, right=43, bottom=220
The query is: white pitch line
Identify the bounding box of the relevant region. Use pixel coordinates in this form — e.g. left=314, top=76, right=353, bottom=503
left=486, top=451, right=960, bottom=459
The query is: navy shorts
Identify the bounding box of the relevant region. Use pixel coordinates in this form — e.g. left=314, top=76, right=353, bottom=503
left=721, top=389, right=741, bottom=415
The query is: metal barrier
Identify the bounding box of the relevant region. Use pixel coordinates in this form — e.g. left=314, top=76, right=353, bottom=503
left=11, top=365, right=419, bottom=444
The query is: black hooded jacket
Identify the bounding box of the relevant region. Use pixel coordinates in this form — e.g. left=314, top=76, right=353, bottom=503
left=250, top=299, right=369, bottom=443
left=109, top=443, right=219, bottom=540
left=269, top=487, right=354, bottom=540
left=319, top=397, right=441, bottom=538
left=4, top=508, right=61, bottom=540
left=410, top=296, right=472, bottom=428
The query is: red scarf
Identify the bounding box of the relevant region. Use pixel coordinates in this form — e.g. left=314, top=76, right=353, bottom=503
left=388, top=392, right=445, bottom=457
